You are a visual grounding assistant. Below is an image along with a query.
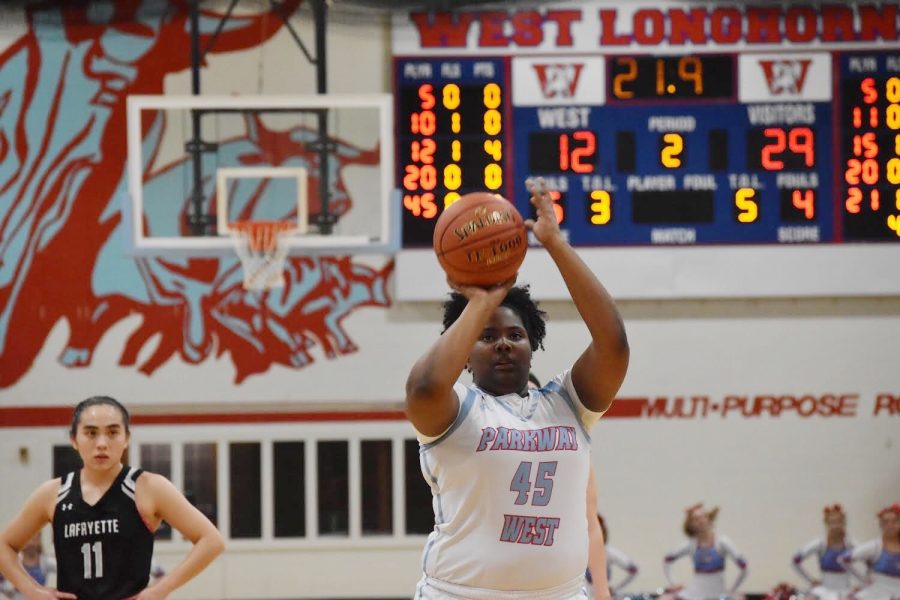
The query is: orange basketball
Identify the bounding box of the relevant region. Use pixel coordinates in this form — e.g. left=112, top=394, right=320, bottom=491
left=432, top=192, right=527, bottom=287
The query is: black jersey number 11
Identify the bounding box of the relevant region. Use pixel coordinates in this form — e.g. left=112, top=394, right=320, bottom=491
left=81, top=541, right=104, bottom=579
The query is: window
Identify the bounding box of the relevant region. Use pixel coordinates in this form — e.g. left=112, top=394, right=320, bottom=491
left=184, top=443, right=217, bottom=525
left=140, top=444, right=172, bottom=540
left=229, top=442, right=261, bottom=538
left=140, top=443, right=171, bottom=477
left=361, top=440, right=392, bottom=534
left=404, top=439, right=433, bottom=534
left=273, top=441, right=305, bottom=538
left=122, top=422, right=430, bottom=545
left=317, top=441, right=348, bottom=536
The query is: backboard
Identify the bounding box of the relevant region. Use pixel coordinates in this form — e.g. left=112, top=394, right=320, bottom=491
left=125, top=94, right=397, bottom=256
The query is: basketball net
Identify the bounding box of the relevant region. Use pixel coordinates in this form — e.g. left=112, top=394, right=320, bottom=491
left=229, top=221, right=298, bottom=290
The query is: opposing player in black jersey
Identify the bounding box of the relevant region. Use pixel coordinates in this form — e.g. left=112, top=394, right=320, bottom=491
left=0, top=396, right=224, bottom=599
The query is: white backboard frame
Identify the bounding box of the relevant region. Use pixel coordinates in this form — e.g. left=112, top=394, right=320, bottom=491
left=125, top=93, right=397, bottom=256
left=216, top=167, right=309, bottom=236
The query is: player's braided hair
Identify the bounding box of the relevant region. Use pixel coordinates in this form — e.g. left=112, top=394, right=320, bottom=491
left=441, top=285, right=547, bottom=351
left=70, top=396, right=131, bottom=436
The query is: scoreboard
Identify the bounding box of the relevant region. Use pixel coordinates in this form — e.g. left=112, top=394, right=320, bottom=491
left=396, top=57, right=507, bottom=241
left=840, top=53, right=900, bottom=241
left=393, top=10, right=900, bottom=248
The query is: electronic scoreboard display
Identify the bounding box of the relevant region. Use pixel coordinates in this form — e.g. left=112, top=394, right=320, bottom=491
left=394, top=12, right=900, bottom=248
left=396, top=58, right=508, bottom=245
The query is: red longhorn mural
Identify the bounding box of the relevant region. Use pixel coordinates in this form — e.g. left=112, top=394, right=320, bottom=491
left=0, top=0, right=393, bottom=387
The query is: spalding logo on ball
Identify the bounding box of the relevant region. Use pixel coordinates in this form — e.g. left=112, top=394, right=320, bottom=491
left=432, top=192, right=527, bottom=287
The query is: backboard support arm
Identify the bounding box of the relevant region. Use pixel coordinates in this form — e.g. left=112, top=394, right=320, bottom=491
left=185, top=0, right=333, bottom=236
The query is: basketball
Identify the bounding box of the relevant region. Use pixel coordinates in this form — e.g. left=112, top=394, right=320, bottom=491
left=432, top=192, right=527, bottom=287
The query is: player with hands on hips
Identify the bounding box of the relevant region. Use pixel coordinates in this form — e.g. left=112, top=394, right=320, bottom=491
left=586, top=514, right=638, bottom=599
left=405, top=178, right=630, bottom=599
left=0, top=396, right=225, bottom=600
left=791, top=504, right=855, bottom=600
left=838, top=503, right=900, bottom=600
left=662, top=503, right=748, bottom=600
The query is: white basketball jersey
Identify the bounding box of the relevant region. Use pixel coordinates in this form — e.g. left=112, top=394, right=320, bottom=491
left=417, top=370, right=600, bottom=597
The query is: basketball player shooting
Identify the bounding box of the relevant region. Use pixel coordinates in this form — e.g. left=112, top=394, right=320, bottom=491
left=405, top=178, right=630, bottom=599
left=0, top=397, right=224, bottom=600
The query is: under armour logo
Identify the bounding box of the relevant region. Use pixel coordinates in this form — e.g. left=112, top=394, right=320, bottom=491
left=532, top=63, right=585, bottom=99
left=61, top=503, right=73, bottom=511
left=759, top=59, right=812, bottom=95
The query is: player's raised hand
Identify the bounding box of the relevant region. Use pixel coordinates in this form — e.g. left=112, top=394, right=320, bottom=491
left=447, top=275, right=516, bottom=301
left=524, top=177, right=563, bottom=247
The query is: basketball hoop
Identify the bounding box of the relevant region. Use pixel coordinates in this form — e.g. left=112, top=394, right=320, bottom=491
left=229, top=220, right=298, bottom=290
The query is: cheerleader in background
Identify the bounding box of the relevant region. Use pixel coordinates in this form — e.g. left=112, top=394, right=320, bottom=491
left=662, top=503, right=748, bottom=600
left=839, top=504, right=900, bottom=600
left=585, top=514, right=638, bottom=598
left=792, top=504, right=855, bottom=600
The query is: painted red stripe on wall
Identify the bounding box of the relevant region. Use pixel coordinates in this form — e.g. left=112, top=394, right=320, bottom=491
left=603, top=398, right=646, bottom=418
left=0, top=398, right=649, bottom=428
left=0, top=407, right=407, bottom=428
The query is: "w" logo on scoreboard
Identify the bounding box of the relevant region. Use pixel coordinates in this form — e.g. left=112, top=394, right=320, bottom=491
left=532, top=63, right=585, bottom=99
left=758, top=59, right=812, bottom=95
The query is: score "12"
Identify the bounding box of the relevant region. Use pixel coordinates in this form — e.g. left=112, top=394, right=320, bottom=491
left=557, top=131, right=596, bottom=173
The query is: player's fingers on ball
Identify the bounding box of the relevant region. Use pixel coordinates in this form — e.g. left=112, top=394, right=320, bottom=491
left=490, top=275, right=514, bottom=288
left=527, top=181, right=545, bottom=199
